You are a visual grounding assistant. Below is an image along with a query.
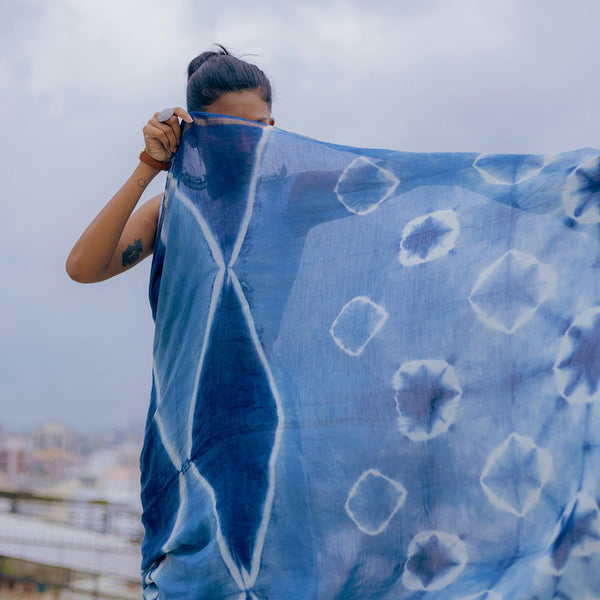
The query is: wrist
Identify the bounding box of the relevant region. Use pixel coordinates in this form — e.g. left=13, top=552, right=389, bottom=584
left=134, top=160, right=162, bottom=189
left=139, top=149, right=170, bottom=171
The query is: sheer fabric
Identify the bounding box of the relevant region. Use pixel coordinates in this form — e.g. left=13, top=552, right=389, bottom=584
left=141, top=114, right=600, bottom=599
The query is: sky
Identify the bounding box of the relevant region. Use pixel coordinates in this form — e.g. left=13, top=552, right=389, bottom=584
left=2, top=0, right=600, bottom=432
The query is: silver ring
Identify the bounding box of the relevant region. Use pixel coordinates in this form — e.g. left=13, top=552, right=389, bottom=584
left=157, top=108, right=174, bottom=123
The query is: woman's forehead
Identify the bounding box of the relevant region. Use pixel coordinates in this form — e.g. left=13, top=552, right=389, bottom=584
left=206, top=90, right=271, bottom=122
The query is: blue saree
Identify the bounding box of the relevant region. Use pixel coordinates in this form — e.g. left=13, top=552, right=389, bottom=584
left=140, top=114, right=600, bottom=599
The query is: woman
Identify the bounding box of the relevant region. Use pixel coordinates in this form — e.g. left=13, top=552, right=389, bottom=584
left=67, top=46, right=282, bottom=597
left=66, top=45, right=274, bottom=283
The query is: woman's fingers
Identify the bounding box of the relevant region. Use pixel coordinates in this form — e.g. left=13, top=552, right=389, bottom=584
left=143, top=123, right=172, bottom=150
left=173, top=107, right=193, bottom=123
left=163, top=117, right=182, bottom=146
left=143, top=123, right=173, bottom=162
left=142, top=108, right=193, bottom=162
left=145, top=121, right=177, bottom=157
left=143, top=122, right=172, bottom=150
left=151, top=115, right=178, bottom=151
left=156, top=108, right=193, bottom=146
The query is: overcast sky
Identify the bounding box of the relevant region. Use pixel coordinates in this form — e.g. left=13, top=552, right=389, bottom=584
left=2, top=0, right=600, bottom=433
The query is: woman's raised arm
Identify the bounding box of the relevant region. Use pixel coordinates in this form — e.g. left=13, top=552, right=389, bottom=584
left=66, top=108, right=192, bottom=283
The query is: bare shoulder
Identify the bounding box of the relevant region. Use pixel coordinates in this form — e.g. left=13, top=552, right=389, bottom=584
left=120, top=193, right=163, bottom=254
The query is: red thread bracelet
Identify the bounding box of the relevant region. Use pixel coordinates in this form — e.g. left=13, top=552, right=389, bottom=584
left=139, top=149, right=170, bottom=171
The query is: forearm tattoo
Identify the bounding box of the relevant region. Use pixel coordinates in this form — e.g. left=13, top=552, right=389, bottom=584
left=137, top=178, right=147, bottom=188
left=122, top=239, right=143, bottom=267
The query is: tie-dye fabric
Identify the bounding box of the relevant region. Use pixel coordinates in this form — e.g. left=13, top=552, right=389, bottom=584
left=140, top=113, right=600, bottom=600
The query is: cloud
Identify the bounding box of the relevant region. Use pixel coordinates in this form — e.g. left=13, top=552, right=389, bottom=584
left=3, top=0, right=600, bottom=432
left=23, top=0, right=193, bottom=100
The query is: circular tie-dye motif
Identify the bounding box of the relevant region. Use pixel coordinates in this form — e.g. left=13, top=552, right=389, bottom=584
left=554, top=307, right=600, bottom=404
left=480, top=433, right=553, bottom=517
left=398, top=209, right=460, bottom=266
left=539, top=493, right=600, bottom=576
left=345, top=469, right=407, bottom=535
left=469, top=250, right=556, bottom=334
left=392, top=360, right=462, bottom=442
left=562, top=155, right=600, bottom=224
left=402, top=530, right=468, bottom=591
left=473, top=153, right=550, bottom=185
left=330, top=296, right=388, bottom=356
left=334, top=156, right=400, bottom=215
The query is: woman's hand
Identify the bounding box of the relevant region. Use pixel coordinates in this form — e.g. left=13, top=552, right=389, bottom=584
left=142, top=107, right=194, bottom=163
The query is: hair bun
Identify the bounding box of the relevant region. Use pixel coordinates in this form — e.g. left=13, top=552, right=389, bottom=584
left=187, top=44, right=230, bottom=80
left=186, top=45, right=272, bottom=112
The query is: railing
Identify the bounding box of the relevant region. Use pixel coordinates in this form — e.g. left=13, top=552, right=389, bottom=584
left=0, top=490, right=143, bottom=599
left=0, top=490, right=143, bottom=543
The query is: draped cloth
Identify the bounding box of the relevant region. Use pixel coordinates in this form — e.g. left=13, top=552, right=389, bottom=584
left=140, top=113, right=600, bottom=599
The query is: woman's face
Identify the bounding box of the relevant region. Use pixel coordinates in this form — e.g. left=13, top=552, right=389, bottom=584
left=205, top=89, right=274, bottom=126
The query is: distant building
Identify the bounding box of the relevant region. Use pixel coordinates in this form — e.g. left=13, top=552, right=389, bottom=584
left=27, top=423, right=80, bottom=482
left=32, top=423, right=76, bottom=453
left=0, top=435, right=29, bottom=485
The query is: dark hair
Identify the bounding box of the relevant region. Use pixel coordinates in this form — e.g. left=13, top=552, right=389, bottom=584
left=186, top=44, right=272, bottom=112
